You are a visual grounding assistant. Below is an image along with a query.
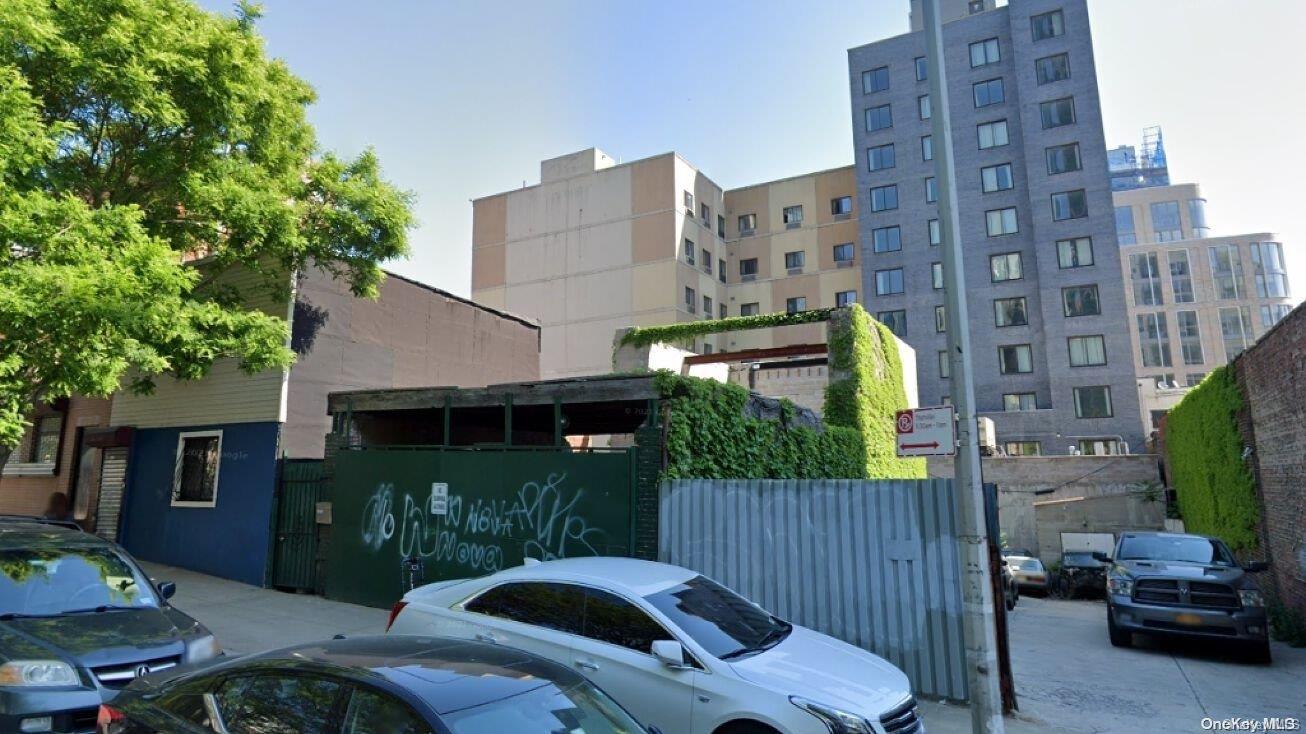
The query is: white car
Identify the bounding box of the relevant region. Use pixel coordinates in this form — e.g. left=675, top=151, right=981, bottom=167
left=386, top=557, right=921, bottom=734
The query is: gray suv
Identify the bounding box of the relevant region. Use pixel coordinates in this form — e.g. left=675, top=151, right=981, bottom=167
left=1099, top=531, right=1271, bottom=663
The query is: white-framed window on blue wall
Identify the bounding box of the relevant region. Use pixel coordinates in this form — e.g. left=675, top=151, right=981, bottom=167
left=172, top=430, right=222, bottom=508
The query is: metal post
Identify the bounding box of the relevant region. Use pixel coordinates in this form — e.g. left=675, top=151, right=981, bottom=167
left=921, top=1, right=1005, bottom=731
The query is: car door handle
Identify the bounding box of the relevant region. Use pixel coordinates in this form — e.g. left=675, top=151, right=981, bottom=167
left=574, top=659, right=600, bottom=672
left=475, top=633, right=498, bottom=644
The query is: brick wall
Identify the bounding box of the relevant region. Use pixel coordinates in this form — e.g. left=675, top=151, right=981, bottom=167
left=1232, top=302, right=1306, bottom=613
left=632, top=400, right=665, bottom=561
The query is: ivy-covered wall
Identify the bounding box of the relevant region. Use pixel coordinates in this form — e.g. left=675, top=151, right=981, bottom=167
left=1163, top=365, right=1260, bottom=551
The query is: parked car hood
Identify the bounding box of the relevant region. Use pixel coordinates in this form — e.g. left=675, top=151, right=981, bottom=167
left=0, top=606, right=201, bottom=668
left=728, top=625, right=911, bottom=718
left=1118, top=560, right=1245, bottom=584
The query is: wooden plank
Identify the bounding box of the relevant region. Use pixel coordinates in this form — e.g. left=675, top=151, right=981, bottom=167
left=681, top=343, right=828, bottom=366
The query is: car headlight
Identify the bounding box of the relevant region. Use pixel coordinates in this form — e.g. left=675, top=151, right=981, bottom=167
left=1238, top=590, right=1264, bottom=608
left=1106, top=576, right=1133, bottom=596
left=790, top=696, right=876, bottom=733
left=0, top=660, right=78, bottom=687
left=184, top=634, right=221, bottom=663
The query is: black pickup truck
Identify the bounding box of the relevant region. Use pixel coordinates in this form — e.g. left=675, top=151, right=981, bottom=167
left=1098, top=531, right=1271, bottom=663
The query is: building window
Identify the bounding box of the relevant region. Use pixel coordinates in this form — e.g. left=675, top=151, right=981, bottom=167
left=1062, top=285, right=1100, bottom=317
left=703, top=252, right=713, bottom=274
left=1073, top=386, right=1113, bottom=419
left=865, top=104, right=893, bottom=132
left=1219, top=306, right=1254, bottom=360
left=877, top=310, right=907, bottom=337
left=1051, top=189, right=1088, bottom=221
left=994, top=297, right=1028, bottom=327
left=1176, top=311, right=1204, bottom=365
left=784, top=250, right=805, bottom=270
left=973, top=78, right=1005, bottom=108
left=1150, top=201, right=1183, bottom=242
left=1137, top=312, right=1173, bottom=367
left=172, top=430, right=222, bottom=506
left=977, top=120, right=1009, bottom=149
left=1251, top=241, right=1290, bottom=298
left=1068, top=335, right=1107, bottom=367
left=1031, top=9, right=1065, bottom=41
left=915, top=56, right=928, bottom=81
left=1039, top=97, right=1076, bottom=129
left=1078, top=438, right=1121, bottom=455
left=998, top=344, right=1033, bottom=374
left=1003, top=393, right=1037, bottom=412
left=985, top=207, right=1018, bottom=236
left=740, top=302, right=760, bottom=317
left=26, top=414, right=62, bottom=465
left=739, top=258, right=758, bottom=277
left=1261, top=303, right=1292, bottom=329
left=935, top=305, right=948, bottom=333
left=869, top=184, right=899, bottom=212
left=932, top=262, right=944, bottom=290
left=683, top=190, right=694, bottom=212
left=1035, top=53, right=1071, bottom=84
left=700, top=203, right=711, bottom=226
left=1187, top=199, right=1210, bottom=237
left=738, top=213, right=756, bottom=235
left=786, top=296, right=807, bottom=315
left=833, top=243, right=855, bottom=262
left=921, top=135, right=933, bottom=161
left=938, top=351, right=950, bottom=379
left=719, top=259, right=727, bottom=284
left=875, top=268, right=905, bottom=295
left=872, top=226, right=901, bottom=253
left=685, top=286, right=697, bottom=313
left=683, top=238, right=695, bottom=265
left=1004, top=441, right=1042, bottom=456
left=836, top=290, right=858, bottom=307
left=969, top=38, right=1001, bottom=67
left=1130, top=252, right=1164, bottom=306
left=703, top=295, right=713, bottom=317
left=1112, top=206, right=1137, bottom=246
left=783, top=205, right=803, bottom=226
left=831, top=196, right=854, bottom=217
left=918, top=94, right=932, bottom=120
left=717, top=214, right=725, bottom=239
left=862, top=65, right=890, bottom=94
left=929, top=218, right=941, bottom=246
left=1057, top=236, right=1093, bottom=268
left=925, top=177, right=938, bottom=203
left=868, top=143, right=895, bottom=171
left=980, top=163, right=1014, bottom=193
left=719, top=304, right=727, bottom=320
left=1045, top=143, right=1081, bottom=174
left=1185, top=372, right=1207, bottom=387
left=990, top=252, right=1022, bottom=282
left=1208, top=244, right=1244, bottom=299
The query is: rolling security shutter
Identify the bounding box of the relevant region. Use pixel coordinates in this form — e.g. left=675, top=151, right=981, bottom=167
left=95, top=447, right=129, bottom=542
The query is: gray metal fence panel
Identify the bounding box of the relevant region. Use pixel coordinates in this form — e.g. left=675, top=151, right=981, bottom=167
left=659, top=478, right=967, bottom=701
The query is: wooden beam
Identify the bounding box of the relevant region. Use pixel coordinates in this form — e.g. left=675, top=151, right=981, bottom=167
left=681, top=343, right=828, bottom=366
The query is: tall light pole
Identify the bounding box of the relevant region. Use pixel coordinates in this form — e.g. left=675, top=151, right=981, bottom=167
left=920, top=1, right=1005, bottom=732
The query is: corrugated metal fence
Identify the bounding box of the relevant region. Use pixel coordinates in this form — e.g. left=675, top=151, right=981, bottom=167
left=660, top=479, right=967, bottom=701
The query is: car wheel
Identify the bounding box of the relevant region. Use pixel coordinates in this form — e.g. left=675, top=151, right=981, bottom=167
left=1005, top=590, right=1016, bottom=611
left=715, top=721, right=782, bottom=734
left=1107, top=609, right=1132, bottom=648
left=1247, top=638, right=1272, bottom=665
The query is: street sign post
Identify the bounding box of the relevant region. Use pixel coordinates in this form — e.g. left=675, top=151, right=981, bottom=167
left=895, top=406, right=957, bottom=457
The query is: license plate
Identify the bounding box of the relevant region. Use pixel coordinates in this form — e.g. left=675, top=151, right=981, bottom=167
left=1175, top=613, right=1203, bottom=626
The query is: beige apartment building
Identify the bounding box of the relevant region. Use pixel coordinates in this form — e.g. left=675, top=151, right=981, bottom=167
left=472, top=149, right=863, bottom=379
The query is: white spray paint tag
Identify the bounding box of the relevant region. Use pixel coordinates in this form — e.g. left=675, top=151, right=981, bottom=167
left=430, top=483, right=449, bottom=516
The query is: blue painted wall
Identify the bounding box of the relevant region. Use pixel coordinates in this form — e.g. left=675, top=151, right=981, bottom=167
left=120, top=422, right=281, bottom=586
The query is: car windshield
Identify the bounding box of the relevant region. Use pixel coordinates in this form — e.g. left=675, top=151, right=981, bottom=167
left=0, top=546, right=157, bottom=616
left=442, top=680, right=642, bottom=734
left=643, top=575, right=790, bottom=660
left=1018, top=559, right=1043, bottom=571
left=1117, top=536, right=1237, bottom=566
left=1062, top=552, right=1100, bottom=567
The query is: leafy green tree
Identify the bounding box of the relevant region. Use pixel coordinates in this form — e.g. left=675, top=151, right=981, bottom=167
left=0, top=0, right=413, bottom=452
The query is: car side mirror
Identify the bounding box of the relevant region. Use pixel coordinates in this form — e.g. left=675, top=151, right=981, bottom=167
left=1091, top=552, right=1112, bottom=564
left=157, top=581, right=176, bottom=600
left=1243, top=561, right=1269, bottom=573
left=650, top=640, right=691, bottom=670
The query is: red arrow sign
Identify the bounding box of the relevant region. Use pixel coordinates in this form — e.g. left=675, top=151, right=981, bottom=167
left=900, top=441, right=940, bottom=450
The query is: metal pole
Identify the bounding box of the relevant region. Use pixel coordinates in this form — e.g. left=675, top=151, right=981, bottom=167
left=921, top=1, right=1005, bottom=732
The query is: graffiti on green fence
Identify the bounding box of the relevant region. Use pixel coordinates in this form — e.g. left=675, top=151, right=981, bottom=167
left=359, top=472, right=609, bottom=574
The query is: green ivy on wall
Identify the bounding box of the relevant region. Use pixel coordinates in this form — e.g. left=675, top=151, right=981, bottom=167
left=1164, top=365, right=1260, bottom=551
left=620, top=309, right=836, bottom=348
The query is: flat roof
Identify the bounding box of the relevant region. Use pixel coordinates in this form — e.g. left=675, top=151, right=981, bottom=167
left=328, top=374, right=661, bottom=413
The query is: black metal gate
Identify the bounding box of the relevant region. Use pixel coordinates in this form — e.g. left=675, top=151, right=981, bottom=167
left=271, top=459, right=327, bottom=591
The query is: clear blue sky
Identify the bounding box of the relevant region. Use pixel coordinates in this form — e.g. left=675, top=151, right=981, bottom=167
left=201, top=0, right=1306, bottom=301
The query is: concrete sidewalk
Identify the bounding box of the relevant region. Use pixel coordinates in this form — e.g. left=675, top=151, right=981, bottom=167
left=141, top=562, right=389, bottom=655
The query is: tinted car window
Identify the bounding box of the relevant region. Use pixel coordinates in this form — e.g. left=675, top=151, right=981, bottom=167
left=1018, top=559, right=1043, bottom=571
left=155, top=679, right=217, bottom=730
left=214, top=674, right=344, bottom=734
left=343, top=687, right=432, bottom=734
left=644, top=576, right=790, bottom=659
left=1062, top=552, right=1100, bottom=567
left=465, top=582, right=583, bottom=635
left=1118, top=535, right=1236, bottom=566
left=579, top=586, right=671, bottom=655
left=443, top=680, right=641, bottom=734
left=0, top=547, right=157, bottom=615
